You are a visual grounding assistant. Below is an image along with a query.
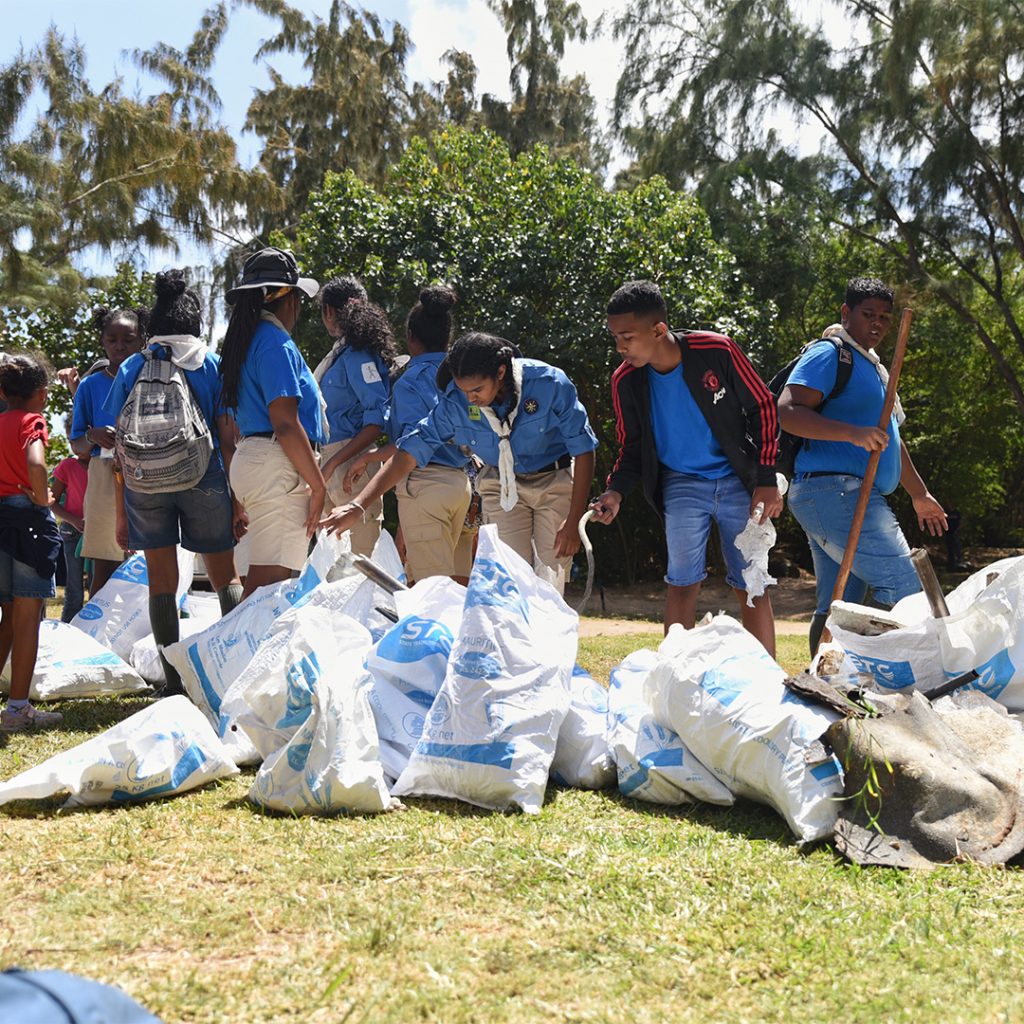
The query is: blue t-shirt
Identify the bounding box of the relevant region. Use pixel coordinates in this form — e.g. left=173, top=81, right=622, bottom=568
left=69, top=370, right=117, bottom=457
left=388, top=352, right=466, bottom=470
left=648, top=363, right=733, bottom=479
left=232, top=319, right=326, bottom=445
left=320, top=344, right=390, bottom=444
left=396, top=358, right=597, bottom=473
left=103, top=343, right=225, bottom=449
left=789, top=340, right=902, bottom=494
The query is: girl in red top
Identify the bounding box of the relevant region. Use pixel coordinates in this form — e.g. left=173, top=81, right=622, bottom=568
left=0, top=353, right=63, bottom=733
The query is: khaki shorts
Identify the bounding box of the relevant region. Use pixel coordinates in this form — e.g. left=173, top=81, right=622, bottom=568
left=230, top=437, right=315, bottom=572
left=82, top=457, right=127, bottom=562
left=323, top=438, right=382, bottom=558
left=397, top=464, right=475, bottom=582
left=476, top=465, right=574, bottom=593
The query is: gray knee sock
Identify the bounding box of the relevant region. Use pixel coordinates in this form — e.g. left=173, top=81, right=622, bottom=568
left=149, top=593, right=182, bottom=696
left=217, top=583, right=244, bottom=617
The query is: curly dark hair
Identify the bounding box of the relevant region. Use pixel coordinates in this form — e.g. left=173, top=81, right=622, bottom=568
left=407, top=285, right=456, bottom=353
left=0, top=351, right=51, bottom=399
left=91, top=305, right=149, bottom=340
left=339, top=301, right=398, bottom=367
left=150, top=268, right=203, bottom=336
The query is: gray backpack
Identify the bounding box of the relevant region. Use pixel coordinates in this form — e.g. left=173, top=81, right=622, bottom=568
left=115, top=350, right=213, bottom=493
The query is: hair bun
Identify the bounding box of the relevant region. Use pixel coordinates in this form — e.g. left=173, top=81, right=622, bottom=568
left=90, top=305, right=111, bottom=331
left=419, top=285, right=456, bottom=314
left=154, top=269, right=188, bottom=301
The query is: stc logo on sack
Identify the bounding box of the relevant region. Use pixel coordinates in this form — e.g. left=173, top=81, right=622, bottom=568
left=111, top=556, right=149, bottom=585
left=77, top=602, right=104, bottom=621
left=465, top=558, right=529, bottom=620
left=846, top=651, right=916, bottom=689
left=376, top=616, right=454, bottom=664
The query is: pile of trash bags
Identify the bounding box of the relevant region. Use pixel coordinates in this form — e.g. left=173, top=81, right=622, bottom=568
left=4, top=532, right=1024, bottom=868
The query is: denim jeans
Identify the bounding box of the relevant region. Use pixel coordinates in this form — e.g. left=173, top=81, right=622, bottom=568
left=788, top=474, right=920, bottom=614
left=60, top=523, right=85, bottom=622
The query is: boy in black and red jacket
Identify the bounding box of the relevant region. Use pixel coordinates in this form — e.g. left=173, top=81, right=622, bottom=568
left=591, top=281, right=782, bottom=654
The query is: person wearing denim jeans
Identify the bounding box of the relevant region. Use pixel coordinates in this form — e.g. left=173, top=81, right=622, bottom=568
left=778, top=277, right=947, bottom=654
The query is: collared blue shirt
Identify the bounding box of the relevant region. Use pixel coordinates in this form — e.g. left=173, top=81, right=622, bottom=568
left=103, top=343, right=225, bottom=450
left=231, top=318, right=326, bottom=444
left=388, top=352, right=466, bottom=470
left=70, top=370, right=117, bottom=457
left=648, top=362, right=733, bottom=479
left=396, top=358, right=597, bottom=473
left=790, top=340, right=902, bottom=494
left=320, top=344, right=390, bottom=444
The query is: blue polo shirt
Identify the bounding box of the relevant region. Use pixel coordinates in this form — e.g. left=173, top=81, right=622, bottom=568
left=396, top=358, right=597, bottom=473
left=231, top=318, right=326, bottom=444
left=790, top=340, right=902, bottom=494
left=648, top=363, right=733, bottom=479
left=388, top=352, right=466, bottom=470
left=104, top=343, right=225, bottom=449
left=320, top=344, right=390, bottom=444
left=69, top=370, right=117, bottom=457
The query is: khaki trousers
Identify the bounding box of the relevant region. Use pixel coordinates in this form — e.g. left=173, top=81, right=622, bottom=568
left=476, top=465, right=574, bottom=593
left=397, top=464, right=474, bottom=582
left=82, top=457, right=127, bottom=562
left=230, top=438, right=313, bottom=571
left=323, top=438, right=383, bottom=558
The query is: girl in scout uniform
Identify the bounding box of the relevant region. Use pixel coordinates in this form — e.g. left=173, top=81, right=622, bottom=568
left=69, top=306, right=146, bottom=592
left=340, top=286, right=476, bottom=584
left=322, top=331, right=597, bottom=592
left=316, top=278, right=396, bottom=557
left=218, top=248, right=326, bottom=599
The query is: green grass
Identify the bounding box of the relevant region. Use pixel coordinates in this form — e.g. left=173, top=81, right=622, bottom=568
left=2, top=631, right=1022, bottom=1024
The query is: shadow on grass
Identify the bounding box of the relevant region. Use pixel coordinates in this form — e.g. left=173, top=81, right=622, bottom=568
left=225, top=791, right=501, bottom=820
left=54, top=696, right=157, bottom=732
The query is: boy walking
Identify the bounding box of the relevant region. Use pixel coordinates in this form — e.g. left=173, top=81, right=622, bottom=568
left=778, top=277, right=947, bottom=654
left=592, top=281, right=782, bottom=655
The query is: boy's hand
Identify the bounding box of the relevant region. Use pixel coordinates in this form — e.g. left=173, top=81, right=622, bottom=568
left=913, top=492, right=948, bottom=537
left=21, top=485, right=53, bottom=507
left=553, top=517, right=582, bottom=558
left=87, top=426, right=117, bottom=450
left=342, top=457, right=370, bottom=494
left=589, top=490, right=622, bottom=525
left=847, top=425, right=889, bottom=452
left=57, top=367, right=80, bottom=393
left=749, top=485, right=783, bottom=522
left=319, top=503, right=362, bottom=537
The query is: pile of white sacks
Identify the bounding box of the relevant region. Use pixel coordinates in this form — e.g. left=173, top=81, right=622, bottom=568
left=2, top=523, right=877, bottom=846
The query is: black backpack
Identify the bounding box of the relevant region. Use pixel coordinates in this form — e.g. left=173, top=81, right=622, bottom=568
left=768, top=337, right=854, bottom=480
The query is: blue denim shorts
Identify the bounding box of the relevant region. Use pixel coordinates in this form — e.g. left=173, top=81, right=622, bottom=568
left=661, top=469, right=752, bottom=590
left=0, top=495, right=57, bottom=601
left=788, top=473, right=919, bottom=614
left=124, top=457, right=234, bottom=553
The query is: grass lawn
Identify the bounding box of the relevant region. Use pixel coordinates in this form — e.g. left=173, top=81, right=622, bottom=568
left=2, top=630, right=1023, bottom=1023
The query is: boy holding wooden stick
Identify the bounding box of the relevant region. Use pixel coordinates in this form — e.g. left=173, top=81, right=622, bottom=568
left=778, top=277, right=947, bottom=654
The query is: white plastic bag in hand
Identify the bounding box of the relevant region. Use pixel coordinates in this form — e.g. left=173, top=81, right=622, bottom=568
left=0, top=696, right=238, bottom=807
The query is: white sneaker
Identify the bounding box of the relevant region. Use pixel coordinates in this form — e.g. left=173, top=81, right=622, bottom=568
left=0, top=704, right=64, bottom=733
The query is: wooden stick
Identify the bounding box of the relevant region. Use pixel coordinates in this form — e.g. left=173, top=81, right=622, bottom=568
left=820, top=307, right=913, bottom=647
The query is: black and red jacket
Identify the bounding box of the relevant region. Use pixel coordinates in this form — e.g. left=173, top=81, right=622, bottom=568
left=607, top=330, right=779, bottom=515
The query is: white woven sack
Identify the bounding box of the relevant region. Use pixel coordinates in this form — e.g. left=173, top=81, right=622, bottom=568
left=365, top=576, right=465, bottom=780
left=249, top=675, right=393, bottom=815
left=606, top=648, right=733, bottom=806
left=1, top=620, right=147, bottom=701
left=829, top=557, right=1024, bottom=712
left=644, top=615, right=842, bottom=843
left=129, top=593, right=223, bottom=686
left=392, top=524, right=575, bottom=814
left=219, top=605, right=373, bottom=763
left=71, top=548, right=193, bottom=660
left=549, top=666, right=616, bottom=790
left=0, top=696, right=237, bottom=807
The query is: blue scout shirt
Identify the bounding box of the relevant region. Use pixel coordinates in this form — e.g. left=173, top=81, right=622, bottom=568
left=648, top=362, right=733, bottom=479
left=232, top=318, right=326, bottom=445
left=396, top=358, right=597, bottom=473
left=70, top=370, right=117, bottom=457
left=789, top=340, right=902, bottom=494
left=320, top=344, right=390, bottom=444
left=388, top=352, right=466, bottom=470
left=104, top=343, right=225, bottom=449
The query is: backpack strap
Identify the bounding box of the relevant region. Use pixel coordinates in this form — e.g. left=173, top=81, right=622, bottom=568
left=824, top=339, right=854, bottom=404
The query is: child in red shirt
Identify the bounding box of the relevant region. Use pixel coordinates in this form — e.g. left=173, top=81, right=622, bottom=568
left=0, top=353, right=63, bottom=733
left=52, top=454, right=89, bottom=622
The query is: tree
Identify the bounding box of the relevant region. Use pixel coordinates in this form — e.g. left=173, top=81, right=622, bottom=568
left=0, top=18, right=274, bottom=311
left=611, top=0, right=1024, bottom=421
left=290, top=127, right=762, bottom=581
left=483, top=0, right=607, bottom=171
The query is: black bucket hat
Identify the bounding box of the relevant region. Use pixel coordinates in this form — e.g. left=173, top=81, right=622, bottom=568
left=226, top=247, right=319, bottom=304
